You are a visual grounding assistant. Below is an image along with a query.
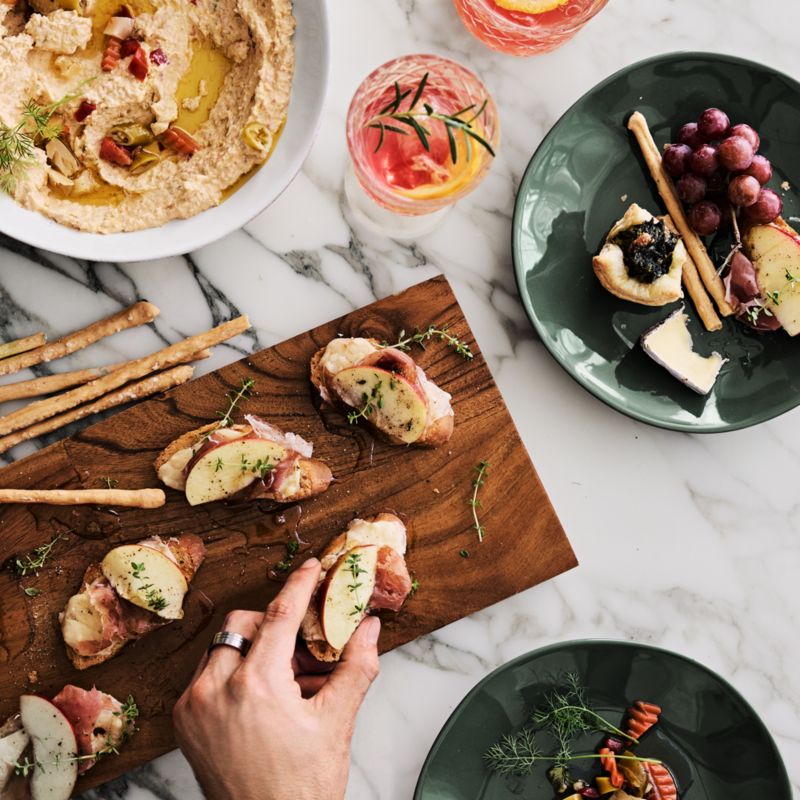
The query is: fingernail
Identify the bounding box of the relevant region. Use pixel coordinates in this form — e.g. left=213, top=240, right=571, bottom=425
left=364, top=616, right=381, bottom=644
left=300, top=557, right=320, bottom=570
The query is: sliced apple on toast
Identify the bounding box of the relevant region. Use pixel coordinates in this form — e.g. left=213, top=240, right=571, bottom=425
left=184, top=437, right=286, bottom=505
left=101, top=544, right=188, bottom=620
left=19, top=695, right=78, bottom=800
left=0, top=727, right=30, bottom=791
left=320, top=545, right=379, bottom=651
left=744, top=218, right=800, bottom=335
left=332, top=366, right=428, bottom=443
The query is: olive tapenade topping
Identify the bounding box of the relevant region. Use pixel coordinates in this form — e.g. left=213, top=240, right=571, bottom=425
left=611, top=219, right=677, bottom=284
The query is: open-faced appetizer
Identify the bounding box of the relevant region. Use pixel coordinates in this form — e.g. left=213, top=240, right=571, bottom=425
left=0, top=685, right=136, bottom=800
left=593, top=203, right=687, bottom=306
left=300, top=513, right=413, bottom=662
left=310, top=338, right=454, bottom=446
left=155, top=415, right=332, bottom=506
left=60, top=534, right=205, bottom=669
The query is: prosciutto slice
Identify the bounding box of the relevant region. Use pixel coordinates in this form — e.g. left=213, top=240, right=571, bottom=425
left=50, top=686, right=129, bottom=773
left=244, top=415, right=313, bottom=457
left=370, top=546, right=412, bottom=612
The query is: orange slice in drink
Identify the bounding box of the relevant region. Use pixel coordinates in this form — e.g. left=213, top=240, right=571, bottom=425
left=494, top=0, right=569, bottom=12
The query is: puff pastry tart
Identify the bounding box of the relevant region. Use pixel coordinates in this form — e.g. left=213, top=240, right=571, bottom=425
left=593, top=203, right=686, bottom=306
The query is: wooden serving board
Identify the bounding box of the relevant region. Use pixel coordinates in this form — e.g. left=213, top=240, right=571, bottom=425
left=0, top=276, right=576, bottom=793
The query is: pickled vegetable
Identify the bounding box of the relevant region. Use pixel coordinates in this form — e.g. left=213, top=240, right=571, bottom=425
left=110, top=123, right=154, bottom=147
left=242, top=120, right=273, bottom=156
left=129, top=144, right=161, bottom=175
left=45, top=139, right=80, bottom=177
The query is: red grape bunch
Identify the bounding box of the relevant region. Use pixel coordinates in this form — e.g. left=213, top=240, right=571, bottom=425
left=661, top=107, right=782, bottom=236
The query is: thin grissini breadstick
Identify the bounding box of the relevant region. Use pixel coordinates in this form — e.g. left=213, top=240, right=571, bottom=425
left=0, top=365, right=194, bottom=454
left=661, top=215, right=721, bottom=331
left=0, top=301, right=160, bottom=378
left=0, top=316, right=248, bottom=438
left=0, top=332, right=46, bottom=361
left=627, top=111, right=733, bottom=324
left=0, top=488, right=165, bottom=508
left=0, top=348, right=212, bottom=404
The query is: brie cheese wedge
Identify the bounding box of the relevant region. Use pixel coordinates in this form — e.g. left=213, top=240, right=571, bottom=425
left=641, top=307, right=725, bottom=395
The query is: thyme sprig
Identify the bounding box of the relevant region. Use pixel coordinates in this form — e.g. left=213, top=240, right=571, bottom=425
left=366, top=72, right=495, bottom=164
left=1, top=80, right=94, bottom=194
left=275, top=538, right=300, bottom=573
left=130, top=561, right=167, bottom=612
left=347, top=379, right=383, bottom=425
left=389, top=325, right=473, bottom=360
left=13, top=532, right=69, bottom=576
left=346, top=551, right=367, bottom=616
left=214, top=377, right=255, bottom=430
left=468, top=460, right=489, bottom=542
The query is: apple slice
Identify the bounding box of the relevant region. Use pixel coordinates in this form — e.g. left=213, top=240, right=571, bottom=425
left=744, top=220, right=800, bottom=335
left=332, top=366, right=428, bottom=443
left=19, top=695, right=78, bottom=800
left=0, top=727, right=30, bottom=791
left=320, top=545, right=379, bottom=651
left=101, top=544, right=188, bottom=619
left=184, top=437, right=286, bottom=505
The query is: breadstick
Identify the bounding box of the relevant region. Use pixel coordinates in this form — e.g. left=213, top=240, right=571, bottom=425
left=0, top=365, right=194, bottom=454
left=0, top=316, right=247, bottom=437
left=0, top=301, right=160, bottom=378
left=0, top=488, right=165, bottom=508
left=628, top=111, right=732, bottom=326
left=0, top=332, right=46, bottom=361
left=0, top=348, right=211, bottom=404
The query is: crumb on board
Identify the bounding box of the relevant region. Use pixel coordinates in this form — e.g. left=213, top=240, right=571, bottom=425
left=433, top=487, right=440, bottom=494
left=27, top=670, right=38, bottom=685
left=621, top=194, right=628, bottom=202
left=781, top=180, right=791, bottom=191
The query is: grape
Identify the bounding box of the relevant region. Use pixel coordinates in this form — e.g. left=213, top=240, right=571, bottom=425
left=728, top=174, right=760, bottom=207
left=688, top=201, right=722, bottom=235
left=730, top=123, right=760, bottom=151
left=744, top=154, right=772, bottom=185
left=698, top=107, right=730, bottom=140
left=718, top=135, right=754, bottom=171
left=706, top=169, right=727, bottom=194
left=690, top=144, right=719, bottom=177
left=662, top=143, right=692, bottom=177
left=743, top=188, right=783, bottom=224
left=677, top=122, right=705, bottom=149
left=676, top=173, right=707, bottom=203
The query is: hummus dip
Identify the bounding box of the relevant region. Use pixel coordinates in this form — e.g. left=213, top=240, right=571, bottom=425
left=0, top=0, right=294, bottom=232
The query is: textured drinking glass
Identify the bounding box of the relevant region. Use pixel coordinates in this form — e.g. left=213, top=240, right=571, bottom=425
left=452, top=0, right=609, bottom=56
left=345, top=54, right=500, bottom=238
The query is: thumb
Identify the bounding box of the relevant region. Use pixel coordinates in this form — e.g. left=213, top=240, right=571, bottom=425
left=314, top=616, right=381, bottom=720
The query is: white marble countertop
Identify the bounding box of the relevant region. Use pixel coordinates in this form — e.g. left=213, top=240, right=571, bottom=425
left=1, top=0, right=799, bottom=797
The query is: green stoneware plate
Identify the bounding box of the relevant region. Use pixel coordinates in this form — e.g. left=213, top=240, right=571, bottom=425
left=414, top=640, right=791, bottom=800
left=512, top=52, right=800, bottom=432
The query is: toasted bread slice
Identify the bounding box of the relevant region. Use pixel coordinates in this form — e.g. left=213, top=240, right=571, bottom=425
left=300, top=513, right=408, bottom=662
left=310, top=340, right=453, bottom=447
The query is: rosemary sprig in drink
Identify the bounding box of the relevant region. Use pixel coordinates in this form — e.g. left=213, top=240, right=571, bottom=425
left=365, top=72, right=495, bottom=164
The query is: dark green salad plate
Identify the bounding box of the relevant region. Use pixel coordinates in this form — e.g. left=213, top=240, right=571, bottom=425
left=512, top=52, right=800, bottom=432
left=414, top=640, right=790, bottom=799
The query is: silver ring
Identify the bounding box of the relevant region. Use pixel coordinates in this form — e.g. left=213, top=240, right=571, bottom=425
left=209, top=631, right=251, bottom=657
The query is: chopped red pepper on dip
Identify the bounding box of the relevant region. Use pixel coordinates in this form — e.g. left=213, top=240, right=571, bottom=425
left=129, top=45, right=149, bottom=80
left=74, top=100, right=97, bottom=122
left=99, top=137, right=133, bottom=167
left=120, top=37, right=140, bottom=57
left=149, top=47, right=168, bottom=65
left=161, top=126, right=200, bottom=155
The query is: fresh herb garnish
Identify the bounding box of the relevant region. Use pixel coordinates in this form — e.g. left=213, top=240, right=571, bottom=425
left=389, top=325, right=473, bottom=360
left=275, top=539, right=300, bottom=573
left=347, top=378, right=383, bottom=425
left=23, top=586, right=42, bottom=597
left=13, top=532, right=68, bottom=576
left=214, top=457, right=225, bottom=472
left=209, top=377, right=254, bottom=435
left=1, top=81, right=94, bottom=194
left=484, top=674, right=658, bottom=784
left=252, top=458, right=274, bottom=479
left=366, top=72, right=495, bottom=164
left=346, top=551, right=367, bottom=616
left=130, top=561, right=167, bottom=611
left=408, top=578, right=420, bottom=597
left=99, top=476, right=119, bottom=489
left=468, top=460, right=489, bottom=542
left=459, top=549, right=470, bottom=558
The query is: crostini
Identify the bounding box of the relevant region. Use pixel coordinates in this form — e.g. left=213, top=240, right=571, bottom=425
left=300, top=512, right=413, bottom=662
left=593, top=203, right=687, bottom=306
left=310, top=338, right=454, bottom=446
left=155, top=415, right=333, bottom=506
left=0, top=685, right=136, bottom=800
left=60, top=534, right=205, bottom=669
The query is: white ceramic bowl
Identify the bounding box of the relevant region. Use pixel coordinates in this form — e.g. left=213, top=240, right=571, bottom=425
left=0, top=0, right=330, bottom=262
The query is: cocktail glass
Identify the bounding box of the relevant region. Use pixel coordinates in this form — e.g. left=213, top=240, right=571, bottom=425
left=345, top=54, right=500, bottom=239
left=452, top=0, right=609, bottom=56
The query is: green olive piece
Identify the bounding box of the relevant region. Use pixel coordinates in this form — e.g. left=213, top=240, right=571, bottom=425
left=242, top=121, right=273, bottom=156
left=129, top=149, right=161, bottom=176
left=109, top=124, right=154, bottom=147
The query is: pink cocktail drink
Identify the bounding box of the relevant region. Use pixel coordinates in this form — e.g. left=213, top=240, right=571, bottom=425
left=453, top=0, right=609, bottom=56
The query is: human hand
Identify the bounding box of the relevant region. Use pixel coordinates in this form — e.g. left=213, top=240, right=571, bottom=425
left=173, top=558, right=381, bottom=800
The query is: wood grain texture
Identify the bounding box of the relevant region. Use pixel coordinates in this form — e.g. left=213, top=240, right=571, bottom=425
left=0, top=276, right=576, bottom=794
